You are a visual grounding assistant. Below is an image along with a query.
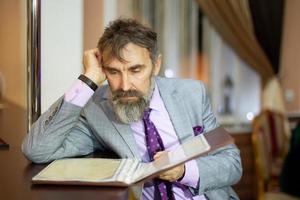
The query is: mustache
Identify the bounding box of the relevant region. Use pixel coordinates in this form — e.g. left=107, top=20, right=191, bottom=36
left=112, top=89, right=143, bottom=101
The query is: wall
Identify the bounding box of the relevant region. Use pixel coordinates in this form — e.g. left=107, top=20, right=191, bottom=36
left=84, top=0, right=103, bottom=50
left=280, top=0, right=300, bottom=112
left=0, top=0, right=27, bottom=108
left=202, top=18, right=261, bottom=125
left=41, top=0, right=84, bottom=112
left=40, top=0, right=199, bottom=113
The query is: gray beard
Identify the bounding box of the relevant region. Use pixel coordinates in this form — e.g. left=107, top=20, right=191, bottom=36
left=109, top=78, right=155, bottom=124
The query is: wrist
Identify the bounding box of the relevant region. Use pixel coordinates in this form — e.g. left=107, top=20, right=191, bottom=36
left=84, top=71, right=105, bottom=86
left=78, top=74, right=98, bottom=91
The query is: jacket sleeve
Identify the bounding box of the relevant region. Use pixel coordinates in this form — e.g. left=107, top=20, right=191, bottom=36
left=22, top=97, right=103, bottom=163
left=192, top=82, right=243, bottom=195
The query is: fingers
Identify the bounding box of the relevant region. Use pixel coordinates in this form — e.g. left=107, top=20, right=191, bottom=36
left=86, top=48, right=99, bottom=54
left=158, top=165, right=184, bottom=182
left=153, top=151, right=185, bottom=182
left=83, top=48, right=103, bottom=70
left=153, top=151, right=165, bottom=160
left=159, top=173, right=178, bottom=182
left=89, top=48, right=101, bottom=59
left=82, top=48, right=106, bottom=85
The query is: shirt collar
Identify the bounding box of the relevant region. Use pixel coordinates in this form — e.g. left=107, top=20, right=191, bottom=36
left=149, top=81, right=165, bottom=112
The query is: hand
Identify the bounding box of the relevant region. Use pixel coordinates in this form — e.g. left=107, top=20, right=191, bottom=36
left=154, top=151, right=185, bottom=182
left=83, top=48, right=106, bottom=86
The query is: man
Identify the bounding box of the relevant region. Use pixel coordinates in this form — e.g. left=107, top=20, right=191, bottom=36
left=22, top=18, right=242, bottom=200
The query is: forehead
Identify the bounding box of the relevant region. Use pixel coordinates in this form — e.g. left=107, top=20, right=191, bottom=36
left=102, top=43, right=151, bottom=69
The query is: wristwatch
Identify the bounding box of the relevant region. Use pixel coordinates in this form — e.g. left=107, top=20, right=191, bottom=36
left=78, top=74, right=98, bottom=91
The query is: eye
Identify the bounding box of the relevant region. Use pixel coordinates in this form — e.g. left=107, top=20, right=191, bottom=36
left=107, top=69, right=118, bottom=75
left=130, top=67, right=141, bottom=73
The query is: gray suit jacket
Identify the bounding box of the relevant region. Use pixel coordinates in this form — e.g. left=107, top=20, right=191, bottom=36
left=22, top=76, right=242, bottom=199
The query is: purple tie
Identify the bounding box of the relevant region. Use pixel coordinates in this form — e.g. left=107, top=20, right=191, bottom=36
left=143, top=109, right=174, bottom=200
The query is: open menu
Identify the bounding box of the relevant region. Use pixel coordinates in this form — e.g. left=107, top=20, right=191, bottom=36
left=32, top=127, right=233, bottom=186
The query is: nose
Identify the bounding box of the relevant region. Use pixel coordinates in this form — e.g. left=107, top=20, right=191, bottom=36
left=120, top=74, right=131, bottom=91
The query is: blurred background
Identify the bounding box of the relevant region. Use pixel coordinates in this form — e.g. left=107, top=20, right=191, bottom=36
left=1, top=0, right=300, bottom=199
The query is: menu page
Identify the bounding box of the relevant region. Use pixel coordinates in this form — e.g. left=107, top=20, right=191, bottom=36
left=32, top=127, right=233, bottom=186
left=33, top=158, right=122, bottom=182
left=135, top=134, right=210, bottom=181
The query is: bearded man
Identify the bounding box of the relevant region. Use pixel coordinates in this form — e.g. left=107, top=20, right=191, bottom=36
left=22, top=18, right=242, bottom=200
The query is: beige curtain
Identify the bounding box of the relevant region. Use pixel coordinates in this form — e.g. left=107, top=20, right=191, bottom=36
left=263, top=77, right=291, bottom=138
left=197, top=0, right=290, bottom=138
left=197, top=0, right=274, bottom=82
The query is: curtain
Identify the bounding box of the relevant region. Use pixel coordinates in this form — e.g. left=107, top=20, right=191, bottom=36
left=197, top=0, right=290, bottom=138
left=249, top=0, right=285, bottom=75
left=196, top=0, right=274, bottom=83
left=202, top=18, right=262, bottom=120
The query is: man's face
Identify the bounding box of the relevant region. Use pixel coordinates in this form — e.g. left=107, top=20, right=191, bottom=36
left=102, top=43, right=161, bottom=123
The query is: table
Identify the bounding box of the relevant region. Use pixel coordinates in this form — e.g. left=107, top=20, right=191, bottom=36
left=0, top=147, right=134, bottom=200
left=0, top=100, right=138, bottom=200
left=287, top=112, right=300, bottom=124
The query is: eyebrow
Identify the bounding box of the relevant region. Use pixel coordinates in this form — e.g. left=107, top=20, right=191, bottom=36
left=128, top=64, right=146, bottom=70
left=102, top=65, right=117, bottom=71
left=102, top=64, right=146, bottom=71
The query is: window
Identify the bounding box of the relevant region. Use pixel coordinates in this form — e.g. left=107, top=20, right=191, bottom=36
left=201, top=17, right=261, bottom=130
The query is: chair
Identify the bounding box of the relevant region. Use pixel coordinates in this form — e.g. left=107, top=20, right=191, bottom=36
left=254, top=110, right=289, bottom=174
left=252, top=109, right=299, bottom=200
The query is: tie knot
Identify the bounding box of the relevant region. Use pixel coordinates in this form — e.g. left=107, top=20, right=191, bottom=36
left=143, top=108, right=152, bottom=120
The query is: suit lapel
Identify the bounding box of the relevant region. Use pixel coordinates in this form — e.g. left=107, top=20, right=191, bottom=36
left=100, top=99, right=140, bottom=159
left=98, top=77, right=193, bottom=157
left=156, top=77, right=194, bottom=143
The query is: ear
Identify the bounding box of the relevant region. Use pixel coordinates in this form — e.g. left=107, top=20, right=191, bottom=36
left=153, top=54, right=162, bottom=76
